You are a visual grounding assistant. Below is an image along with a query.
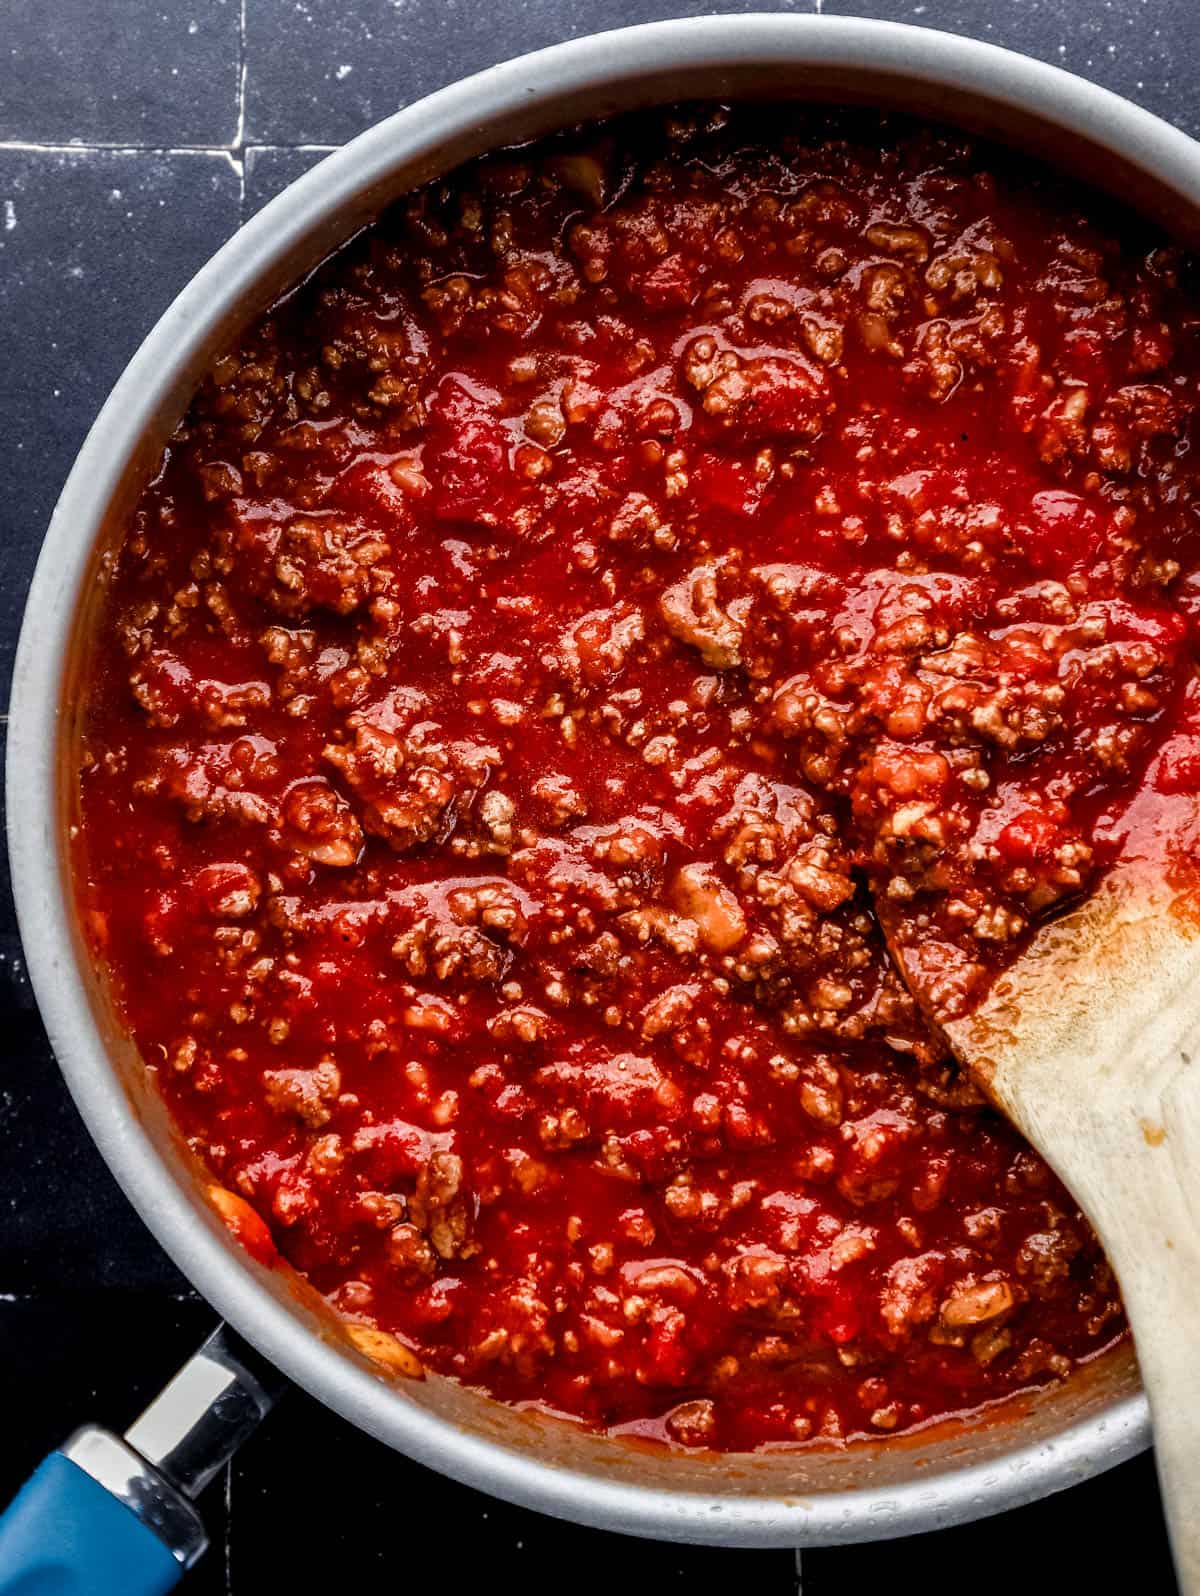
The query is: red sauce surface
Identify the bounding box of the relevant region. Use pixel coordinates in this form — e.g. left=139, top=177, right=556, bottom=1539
left=75, top=107, right=1200, bottom=1450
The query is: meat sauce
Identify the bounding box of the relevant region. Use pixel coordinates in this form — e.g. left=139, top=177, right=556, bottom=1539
left=75, top=107, right=1200, bottom=1450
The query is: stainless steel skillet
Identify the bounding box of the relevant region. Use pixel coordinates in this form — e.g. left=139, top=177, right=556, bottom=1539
left=6, top=13, right=1200, bottom=1581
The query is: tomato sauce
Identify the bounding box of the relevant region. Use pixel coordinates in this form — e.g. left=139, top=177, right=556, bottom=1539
left=75, top=106, right=1200, bottom=1450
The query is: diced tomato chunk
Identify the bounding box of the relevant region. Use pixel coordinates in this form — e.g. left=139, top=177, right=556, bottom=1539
left=425, top=375, right=520, bottom=526
left=692, top=452, right=769, bottom=518
left=996, top=808, right=1063, bottom=863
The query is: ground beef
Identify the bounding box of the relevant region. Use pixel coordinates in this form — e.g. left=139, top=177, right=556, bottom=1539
left=77, top=103, right=1200, bottom=1452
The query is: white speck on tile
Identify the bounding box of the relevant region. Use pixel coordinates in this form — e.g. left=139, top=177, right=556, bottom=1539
left=335, top=63, right=352, bottom=80
left=68, top=265, right=84, bottom=278
left=187, top=18, right=198, bottom=32
left=110, top=188, right=123, bottom=200
left=3, top=199, right=15, bottom=231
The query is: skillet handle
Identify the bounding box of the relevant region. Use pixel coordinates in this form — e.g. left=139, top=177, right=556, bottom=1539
left=0, top=1324, right=284, bottom=1592
left=0, top=1445, right=189, bottom=1595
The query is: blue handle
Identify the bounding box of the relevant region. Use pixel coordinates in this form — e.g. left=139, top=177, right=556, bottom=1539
left=0, top=1453, right=183, bottom=1596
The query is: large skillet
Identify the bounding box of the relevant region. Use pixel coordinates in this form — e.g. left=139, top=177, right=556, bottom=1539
left=6, top=12, right=1200, bottom=1571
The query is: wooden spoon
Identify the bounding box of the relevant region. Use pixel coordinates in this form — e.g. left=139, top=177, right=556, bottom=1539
left=882, top=824, right=1200, bottom=1591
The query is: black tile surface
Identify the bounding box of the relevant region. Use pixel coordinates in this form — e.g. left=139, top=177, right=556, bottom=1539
left=2, top=1, right=1196, bottom=1591
left=824, top=0, right=1200, bottom=140
left=1, top=0, right=240, bottom=147
left=243, top=144, right=336, bottom=219
left=803, top=1450, right=1177, bottom=1594
left=228, top=1393, right=797, bottom=1588
left=243, top=0, right=820, bottom=145
left=0, top=149, right=241, bottom=706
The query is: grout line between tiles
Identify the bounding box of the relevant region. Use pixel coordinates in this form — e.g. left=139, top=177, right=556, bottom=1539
left=0, top=141, right=339, bottom=156
left=235, top=0, right=247, bottom=218
left=0, top=140, right=238, bottom=156
left=235, top=0, right=248, bottom=152
left=795, top=1549, right=803, bottom=1593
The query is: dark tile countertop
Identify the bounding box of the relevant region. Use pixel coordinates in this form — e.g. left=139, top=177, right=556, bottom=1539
left=0, top=3, right=1189, bottom=1590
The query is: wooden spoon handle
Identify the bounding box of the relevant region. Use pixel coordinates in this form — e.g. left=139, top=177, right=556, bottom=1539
left=1136, top=1311, right=1200, bottom=1595
left=1091, top=1078, right=1200, bottom=1589
left=1099, top=1186, right=1200, bottom=1594
left=936, top=877, right=1200, bottom=1592
left=993, top=1051, right=1200, bottom=1594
